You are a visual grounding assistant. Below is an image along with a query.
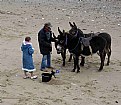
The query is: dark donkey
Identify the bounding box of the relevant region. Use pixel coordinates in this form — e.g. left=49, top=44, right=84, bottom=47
left=56, top=28, right=108, bottom=72
left=53, top=28, right=67, bottom=66
left=54, top=24, right=84, bottom=66
left=84, top=32, right=111, bottom=66
left=53, top=28, right=72, bottom=66
left=69, top=22, right=111, bottom=68
left=68, top=22, right=85, bottom=64
left=69, top=22, right=111, bottom=66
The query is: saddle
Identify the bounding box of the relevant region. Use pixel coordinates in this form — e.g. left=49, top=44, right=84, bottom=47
left=81, top=37, right=92, bottom=47
left=80, top=32, right=100, bottom=56
left=81, top=32, right=100, bottom=47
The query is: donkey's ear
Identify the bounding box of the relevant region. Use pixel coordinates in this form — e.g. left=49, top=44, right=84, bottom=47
left=53, top=33, right=57, bottom=39
left=63, top=30, right=65, bottom=36
left=58, top=27, right=63, bottom=35
left=63, top=30, right=65, bottom=33
left=69, top=22, right=74, bottom=27
left=73, top=22, right=77, bottom=27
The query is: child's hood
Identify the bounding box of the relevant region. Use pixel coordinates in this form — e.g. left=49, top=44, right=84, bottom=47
left=22, top=41, right=32, bottom=49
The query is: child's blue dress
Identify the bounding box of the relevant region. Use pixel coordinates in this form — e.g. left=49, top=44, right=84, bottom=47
left=21, top=41, right=36, bottom=72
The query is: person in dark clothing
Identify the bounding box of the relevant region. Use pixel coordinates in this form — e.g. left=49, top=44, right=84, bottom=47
left=38, top=22, right=55, bottom=71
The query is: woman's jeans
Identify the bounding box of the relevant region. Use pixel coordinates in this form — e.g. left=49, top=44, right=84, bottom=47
left=40, top=53, right=51, bottom=70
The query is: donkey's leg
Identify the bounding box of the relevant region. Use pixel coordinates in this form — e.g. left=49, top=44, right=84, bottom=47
left=99, top=51, right=106, bottom=71
left=61, top=53, right=65, bottom=66
left=76, top=56, right=80, bottom=73
left=72, top=55, right=76, bottom=72
left=80, top=56, right=85, bottom=66
left=68, top=53, right=73, bottom=62
left=61, top=49, right=66, bottom=66
left=106, top=46, right=111, bottom=66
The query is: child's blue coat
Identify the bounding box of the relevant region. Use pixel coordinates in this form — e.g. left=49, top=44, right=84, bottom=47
left=21, top=42, right=35, bottom=71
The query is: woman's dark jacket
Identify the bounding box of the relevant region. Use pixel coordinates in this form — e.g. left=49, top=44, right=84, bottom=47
left=38, top=28, right=55, bottom=55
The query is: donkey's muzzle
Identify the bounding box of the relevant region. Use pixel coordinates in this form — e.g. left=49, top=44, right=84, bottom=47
left=56, top=45, right=62, bottom=54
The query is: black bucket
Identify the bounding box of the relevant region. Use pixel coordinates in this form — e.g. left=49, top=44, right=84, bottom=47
left=41, top=72, right=52, bottom=82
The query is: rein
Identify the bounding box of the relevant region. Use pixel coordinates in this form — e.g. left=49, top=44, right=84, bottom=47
left=65, top=33, right=68, bottom=46
left=69, top=37, right=82, bottom=52
left=65, top=29, right=78, bottom=45
left=65, top=33, right=82, bottom=52
left=65, top=30, right=78, bottom=45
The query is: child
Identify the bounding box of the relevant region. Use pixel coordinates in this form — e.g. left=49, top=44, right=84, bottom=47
left=21, top=37, right=37, bottom=79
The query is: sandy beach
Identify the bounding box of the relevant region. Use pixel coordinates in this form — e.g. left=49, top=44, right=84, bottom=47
left=0, top=0, right=121, bottom=105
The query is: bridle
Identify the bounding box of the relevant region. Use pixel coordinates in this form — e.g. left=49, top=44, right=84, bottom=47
left=65, top=29, right=78, bottom=46
left=64, top=31, right=82, bottom=52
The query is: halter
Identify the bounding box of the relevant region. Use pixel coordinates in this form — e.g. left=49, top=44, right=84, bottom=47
left=75, top=29, right=78, bottom=37
left=65, top=30, right=78, bottom=46
left=71, top=29, right=78, bottom=39
left=64, top=30, right=81, bottom=52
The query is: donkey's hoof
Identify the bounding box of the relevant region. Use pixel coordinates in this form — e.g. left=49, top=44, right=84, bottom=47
left=71, top=69, right=75, bottom=72
left=77, top=70, right=80, bottom=73
left=80, top=63, right=84, bottom=66
left=98, top=68, right=103, bottom=72
left=68, top=60, right=71, bottom=62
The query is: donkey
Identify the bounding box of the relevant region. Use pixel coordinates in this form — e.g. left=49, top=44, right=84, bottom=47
left=56, top=28, right=108, bottom=72
left=53, top=24, right=84, bottom=66
left=53, top=28, right=71, bottom=66
left=68, top=22, right=85, bottom=66
left=69, top=22, right=111, bottom=67
left=84, top=32, right=111, bottom=66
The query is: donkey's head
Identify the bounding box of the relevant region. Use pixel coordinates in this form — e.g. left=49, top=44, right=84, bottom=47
left=54, top=27, right=67, bottom=54
left=69, top=22, right=84, bottom=37
left=69, top=22, right=78, bottom=35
